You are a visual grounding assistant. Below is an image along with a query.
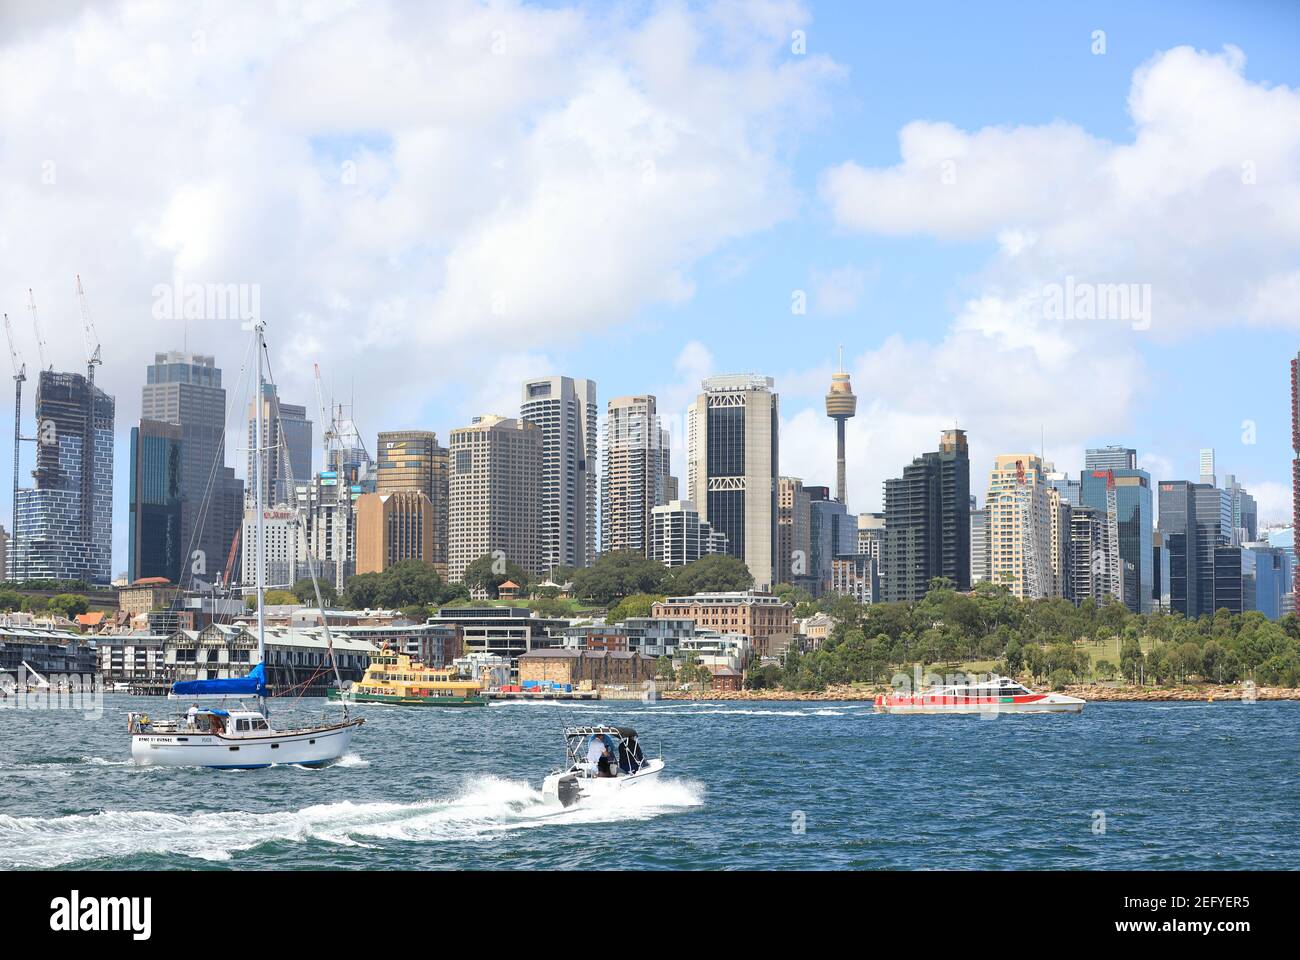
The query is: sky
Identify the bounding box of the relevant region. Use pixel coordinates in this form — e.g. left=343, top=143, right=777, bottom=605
left=1, top=0, right=1298, bottom=578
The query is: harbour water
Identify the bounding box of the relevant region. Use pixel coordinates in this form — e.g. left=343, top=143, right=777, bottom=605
left=1, top=695, right=1297, bottom=870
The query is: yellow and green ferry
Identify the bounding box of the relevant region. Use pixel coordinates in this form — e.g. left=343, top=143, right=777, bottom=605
left=328, top=646, right=487, bottom=706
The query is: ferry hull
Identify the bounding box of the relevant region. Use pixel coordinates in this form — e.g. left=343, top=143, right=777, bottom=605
left=131, top=720, right=362, bottom=768
left=875, top=694, right=1085, bottom=715
left=327, top=688, right=485, bottom=707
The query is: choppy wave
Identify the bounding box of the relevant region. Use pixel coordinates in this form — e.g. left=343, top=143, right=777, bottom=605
left=0, top=775, right=704, bottom=869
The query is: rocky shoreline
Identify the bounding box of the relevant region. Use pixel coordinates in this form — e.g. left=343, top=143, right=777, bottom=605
left=660, top=683, right=1300, bottom=703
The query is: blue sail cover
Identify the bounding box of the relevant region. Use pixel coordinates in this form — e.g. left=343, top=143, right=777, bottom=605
left=171, top=663, right=267, bottom=699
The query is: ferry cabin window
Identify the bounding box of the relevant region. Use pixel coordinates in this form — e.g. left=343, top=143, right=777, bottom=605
left=252, top=719, right=269, bottom=731
left=236, top=719, right=249, bottom=732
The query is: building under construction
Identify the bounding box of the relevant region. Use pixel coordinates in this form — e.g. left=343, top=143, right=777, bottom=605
left=11, top=369, right=115, bottom=584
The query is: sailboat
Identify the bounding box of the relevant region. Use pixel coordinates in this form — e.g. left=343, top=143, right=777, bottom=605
left=127, top=321, right=364, bottom=768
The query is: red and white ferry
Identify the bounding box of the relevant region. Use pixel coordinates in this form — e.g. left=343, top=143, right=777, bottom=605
left=874, top=675, right=1085, bottom=715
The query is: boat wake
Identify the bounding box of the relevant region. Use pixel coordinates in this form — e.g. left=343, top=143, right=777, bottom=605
left=0, top=775, right=704, bottom=868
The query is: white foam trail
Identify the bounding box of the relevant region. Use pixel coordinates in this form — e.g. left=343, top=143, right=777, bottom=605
left=0, top=775, right=704, bottom=869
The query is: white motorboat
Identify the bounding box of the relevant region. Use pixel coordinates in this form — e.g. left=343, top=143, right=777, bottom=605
left=874, top=674, right=1085, bottom=715
left=126, top=321, right=363, bottom=768
left=541, top=725, right=664, bottom=807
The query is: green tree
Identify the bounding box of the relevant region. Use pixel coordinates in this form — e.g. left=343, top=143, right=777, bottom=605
left=570, top=551, right=668, bottom=605
left=291, top=577, right=338, bottom=607
left=46, top=593, right=90, bottom=619
left=665, top=554, right=753, bottom=595
left=461, top=553, right=532, bottom=600
left=607, top=592, right=663, bottom=623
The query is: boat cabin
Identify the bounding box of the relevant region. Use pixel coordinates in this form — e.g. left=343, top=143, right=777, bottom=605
left=561, top=725, right=649, bottom=777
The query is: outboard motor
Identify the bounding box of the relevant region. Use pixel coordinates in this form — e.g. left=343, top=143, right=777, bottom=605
left=556, top=773, right=583, bottom=808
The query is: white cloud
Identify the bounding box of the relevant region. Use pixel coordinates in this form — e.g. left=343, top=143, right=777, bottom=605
left=0, top=0, right=838, bottom=569
left=821, top=45, right=1300, bottom=339
left=789, top=45, right=1300, bottom=514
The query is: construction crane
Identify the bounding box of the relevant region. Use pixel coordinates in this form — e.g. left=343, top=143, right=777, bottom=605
left=26, top=289, right=50, bottom=372
left=75, top=275, right=103, bottom=545
left=3, top=313, right=32, bottom=581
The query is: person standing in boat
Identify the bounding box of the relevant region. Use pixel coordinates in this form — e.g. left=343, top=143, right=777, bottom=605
left=186, top=704, right=199, bottom=730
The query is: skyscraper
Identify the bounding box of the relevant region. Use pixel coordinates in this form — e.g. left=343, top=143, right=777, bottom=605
left=1223, top=474, right=1258, bottom=544
left=447, top=415, right=543, bottom=583
left=520, top=376, right=597, bottom=574
left=824, top=358, right=856, bottom=505
left=246, top=383, right=311, bottom=506
left=1157, top=479, right=1233, bottom=618
left=127, top=419, right=183, bottom=583
left=1085, top=446, right=1138, bottom=471
left=356, top=490, right=436, bottom=574
left=807, top=485, right=854, bottom=597
left=970, top=506, right=990, bottom=585
left=1081, top=460, right=1154, bottom=613
left=11, top=370, right=114, bottom=584
left=881, top=429, right=970, bottom=601
left=986, top=454, right=1054, bottom=600
left=777, top=476, right=811, bottom=587
left=140, top=351, right=243, bottom=586
left=602, top=395, right=671, bottom=557
left=1199, top=448, right=1216, bottom=486
left=375, top=430, right=448, bottom=573
left=686, top=375, right=780, bottom=590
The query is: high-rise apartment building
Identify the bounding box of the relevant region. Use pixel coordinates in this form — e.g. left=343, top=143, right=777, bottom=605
left=602, top=395, right=671, bottom=557
left=355, top=489, right=436, bottom=575
left=246, top=383, right=312, bottom=506
left=520, top=377, right=597, bottom=574
left=447, top=415, right=543, bottom=583
left=1081, top=463, right=1153, bottom=613
left=686, top=375, right=779, bottom=590
left=139, top=351, right=243, bottom=586
left=970, top=506, right=990, bottom=585
left=881, top=429, right=970, bottom=601
left=11, top=370, right=114, bottom=584
left=127, top=419, right=183, bottom=583
left=777, top=477, right=812, bottom=587
left=857, top=512, right=886, bottom=564
left=649, top=500, right=728, bottom=566
left=986, top=454, right=1055, bottom=599
left=375, top=430, right=448, bottom=573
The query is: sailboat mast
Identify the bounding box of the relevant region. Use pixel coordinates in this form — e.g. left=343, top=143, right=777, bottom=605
left=255, top=323, right=267, bottom=685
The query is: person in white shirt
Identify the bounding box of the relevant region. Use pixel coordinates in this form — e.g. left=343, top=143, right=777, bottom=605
left=586, top=735, right=606, bottom=766
left=186, top=704, right=199, bottom=730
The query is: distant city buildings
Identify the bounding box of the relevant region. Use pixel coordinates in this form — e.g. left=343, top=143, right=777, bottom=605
left=137, top=351, right=243, bottom=587
left=375, top=430, right=448, bottom=574
left=881, top=429, right=970, bottom=601
left=986, top=454, right=1054, bottom=600
left=1081, top=453, right=1153, bottom=614
left=686, top=375, right=779, bottom=591
left=246, top=383, right=311, bottom=506
left=602, top=395, right=672, bottom=557
left=355, top=489, right=436, bottom=575
left=521, top=376, right=597, bottom=575
left=777, top=477, right=811, bottom=588
left=127, top=419, right=182, bottom=583
left=447, top=415, right=542, bottom=583
left=11, top=370, right=114, bottom=584
left=649, top=499, right=728, bottom=567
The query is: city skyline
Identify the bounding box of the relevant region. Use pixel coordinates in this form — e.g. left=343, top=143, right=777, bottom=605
left=2, top=2, right=1298, bottom=578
